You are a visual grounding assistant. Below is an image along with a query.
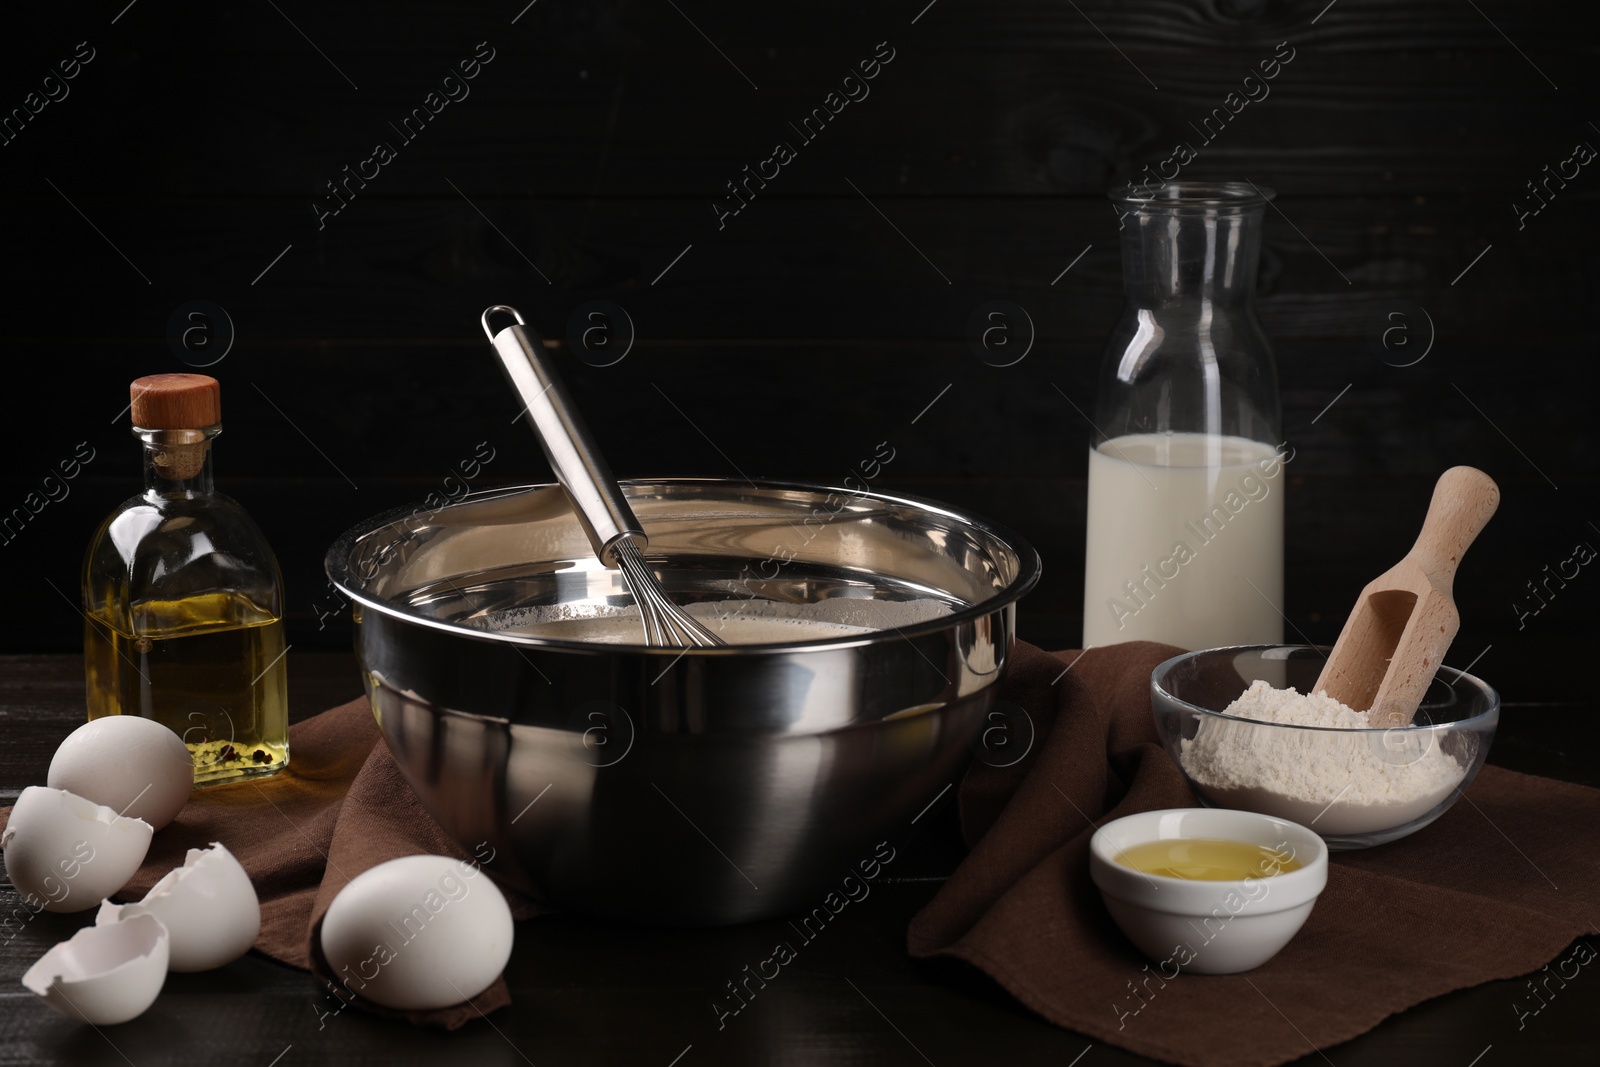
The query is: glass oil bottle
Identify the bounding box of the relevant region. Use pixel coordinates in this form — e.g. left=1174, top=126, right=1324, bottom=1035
left=83, top=373, right=289, bottom=785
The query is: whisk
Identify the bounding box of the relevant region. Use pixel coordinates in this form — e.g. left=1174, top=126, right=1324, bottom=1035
left=482, top=305, right=726, bottom=649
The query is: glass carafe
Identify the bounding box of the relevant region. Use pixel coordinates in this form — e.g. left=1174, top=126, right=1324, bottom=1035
left=1082, top=181, right=1286, bottom=651
left=83, top=374, right=289, bottom=785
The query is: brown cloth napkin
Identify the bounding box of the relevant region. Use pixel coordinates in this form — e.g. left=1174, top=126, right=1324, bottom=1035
left=0, top=698, right=541, bottom=1030
left=909, top=641, right=1600, bottom=1067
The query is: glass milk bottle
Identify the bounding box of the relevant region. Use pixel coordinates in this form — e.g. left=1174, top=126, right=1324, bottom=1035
left=83, top=373, right=289, bottom=784
left=1082, top=181, right=1285, bottom=651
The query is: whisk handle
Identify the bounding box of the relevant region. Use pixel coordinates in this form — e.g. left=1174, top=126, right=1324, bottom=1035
left=484, top=305, right=644, bottom=567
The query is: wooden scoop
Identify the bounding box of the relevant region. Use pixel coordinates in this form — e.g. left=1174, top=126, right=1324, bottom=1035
left=1313, top=466, right=1500, bottom=728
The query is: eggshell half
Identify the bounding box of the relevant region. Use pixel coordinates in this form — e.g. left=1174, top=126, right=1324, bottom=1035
left=1, top=787, right=153, bottom=913
left=319, top=854, right=513, bottom=1010
left=97, top=842, right=260, bottom=972
left=22, top=912, right=170, bottom=1024
left=48, top=716, right=194, bottom=831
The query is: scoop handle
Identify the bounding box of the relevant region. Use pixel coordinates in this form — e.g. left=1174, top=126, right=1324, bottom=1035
left=1406, top=465, right=1499, bottom=589
left=483, top=305, right=644, bottom=567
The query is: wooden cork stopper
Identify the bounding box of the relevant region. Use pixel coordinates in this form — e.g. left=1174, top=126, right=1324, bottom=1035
left=132, top=375, right=220, bottom=480
left=130, top=374, right=221, bottom=430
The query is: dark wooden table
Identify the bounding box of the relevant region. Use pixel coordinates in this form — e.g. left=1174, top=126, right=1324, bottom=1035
left=2, top=652, right=1595, bottom=1066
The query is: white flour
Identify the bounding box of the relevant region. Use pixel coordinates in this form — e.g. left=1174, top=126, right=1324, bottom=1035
left=1179, top=680, right=1468, bottom=836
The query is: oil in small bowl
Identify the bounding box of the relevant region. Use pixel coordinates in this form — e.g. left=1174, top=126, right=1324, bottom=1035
left=1113, top=838, right=1301, bottom=881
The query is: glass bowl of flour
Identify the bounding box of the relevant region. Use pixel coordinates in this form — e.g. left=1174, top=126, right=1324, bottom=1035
left=1151, top=645, right=1499, bottom=849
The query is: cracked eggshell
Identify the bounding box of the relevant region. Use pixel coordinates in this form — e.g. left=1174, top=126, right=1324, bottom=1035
left=320, top=854, right=514, bottom=1010
left=97, top=842, right=260, bottom=972
left=22, top=912, right=170, bottom=1024
left=1, top=787, right=153, bottom=913
left=48, top=716, right=194, bottom=831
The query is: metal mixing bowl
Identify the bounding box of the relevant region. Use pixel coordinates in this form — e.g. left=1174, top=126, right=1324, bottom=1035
left=326, top=478, right=1040, bottom=925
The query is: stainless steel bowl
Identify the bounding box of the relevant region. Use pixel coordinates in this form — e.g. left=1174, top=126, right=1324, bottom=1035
left=325, top=478, right=1040, bottom=925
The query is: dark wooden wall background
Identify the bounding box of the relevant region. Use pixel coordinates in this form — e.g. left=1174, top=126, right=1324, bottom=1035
left=2, top=1, right=1595, bottom=700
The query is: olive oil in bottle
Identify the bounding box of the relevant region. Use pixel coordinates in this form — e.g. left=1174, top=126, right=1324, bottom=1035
left=83, top=374, right=289, bottom=785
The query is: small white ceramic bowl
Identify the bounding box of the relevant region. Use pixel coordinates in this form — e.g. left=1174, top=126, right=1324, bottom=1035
left=1089, top=807, right=1328, bottom=975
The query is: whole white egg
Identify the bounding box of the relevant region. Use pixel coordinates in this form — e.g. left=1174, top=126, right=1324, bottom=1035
left=97, top=842, right=261, bottom=972
left=1, top=787, right=153, bottom=913
left=48, top=716, right=194, bottom=831
left=22, top=912, right=170, bottom=1024
left=319, top=854, right=513, bottom=1010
